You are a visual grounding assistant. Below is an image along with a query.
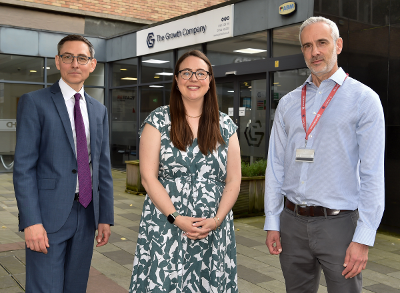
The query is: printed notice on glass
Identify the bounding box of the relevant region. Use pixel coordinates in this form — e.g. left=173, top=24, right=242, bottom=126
left=228, top=107, right=234, bottom=116
left=239, top=107, right=246, bottom=116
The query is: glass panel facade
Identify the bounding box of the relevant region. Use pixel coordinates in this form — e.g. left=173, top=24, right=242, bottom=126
left=177, top=45, right=203, bottom=60
left=112, top=58, right=138, bottom=87
left=0, top=83, right=43, bottom=172
left=111, top=88, right=137, bottom=167
left=273, top=24, right=302, bottom=57
left=207, top=32, right=268, bottom=66
left=141, top=52, right=174, bottom=84
left=85, top=63, right=104, bottom=86
left=47, top=58, right=61, bottom=84
left=0, top=55, right=44, bottom=82
left=216, top=82, right=234, bottom=116
left=85, top=88, right=104, bottom=104
left=239, top=79, right=266, bottom=164
left=164, top=84, right=172, bottom=105
left=140, top=86, right=165, bottom=125
left=271, top=68, right=310, bottom=124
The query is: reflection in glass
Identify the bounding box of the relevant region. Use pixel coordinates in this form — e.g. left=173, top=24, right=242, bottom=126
left=177, top=45, right=203, bottom=59
left=216, top=82, right=234, bottom=116
left=140, top=86, right=165, bottom=125
left=0, top=55, right=44, bottom=82
left=86, top=63, right=104, bottom=86
left=47, top=58, right=61, bottom=84
left=141, top=52, right=174, bottom=84
left=271, top=68, right=311, bottom=123
left=112, top=58, right=138, bottom=87
left=85, top=88, right=104, bottom=104
left=207, top=32, right=268, bottom=66
left=0, top=83, right=43, bottom=172
left=239, top=80, right=266, bottom=164
left=273, top=23, right=302, bottom=57
left=111, top=88, right=137, bottom=167
left=348, top=25, right=388, bottom=110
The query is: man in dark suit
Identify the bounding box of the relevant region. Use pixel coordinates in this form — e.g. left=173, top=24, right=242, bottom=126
left=13, top=35, right=114, bottom=293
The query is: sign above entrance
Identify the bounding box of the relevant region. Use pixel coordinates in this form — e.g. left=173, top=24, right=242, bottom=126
left=137, top=5, right=234, bottom=56
left=279, top=2, right=296, bottom=15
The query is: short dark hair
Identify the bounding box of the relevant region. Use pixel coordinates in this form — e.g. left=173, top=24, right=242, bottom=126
left=57, top=35, right=95, bottom=58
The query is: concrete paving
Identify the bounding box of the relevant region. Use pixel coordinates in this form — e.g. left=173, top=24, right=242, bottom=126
left=1, top=170, right=400, bottom=292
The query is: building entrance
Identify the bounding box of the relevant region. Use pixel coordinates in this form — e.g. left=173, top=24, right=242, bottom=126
left=216, top=73, right=267, bottom=164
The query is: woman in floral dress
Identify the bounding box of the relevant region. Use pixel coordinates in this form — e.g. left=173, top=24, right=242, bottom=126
left=129, top=50, right=241, bottom=293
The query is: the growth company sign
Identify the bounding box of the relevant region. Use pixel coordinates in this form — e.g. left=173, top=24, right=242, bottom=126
left=137, top=5, right=234, bottom=56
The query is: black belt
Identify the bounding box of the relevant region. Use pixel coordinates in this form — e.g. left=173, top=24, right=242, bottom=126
left=285, top=199, right=352, bottom=217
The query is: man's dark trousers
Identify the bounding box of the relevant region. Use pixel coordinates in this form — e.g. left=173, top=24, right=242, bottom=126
left=25, top=200, right=95, bottom=293
left=279, top=208, right=362, bottom=293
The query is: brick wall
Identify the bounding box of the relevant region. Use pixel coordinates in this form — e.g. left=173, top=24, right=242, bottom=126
left=12, top=0, right=230, bottom=22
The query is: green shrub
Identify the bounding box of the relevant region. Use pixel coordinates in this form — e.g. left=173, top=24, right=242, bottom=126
left=241, top=159, right=267, bottom=177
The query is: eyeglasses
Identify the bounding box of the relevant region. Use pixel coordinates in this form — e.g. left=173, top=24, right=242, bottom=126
left=59, top=54, right=93, bottom=65
left=178, top=69, right=210, bottom=80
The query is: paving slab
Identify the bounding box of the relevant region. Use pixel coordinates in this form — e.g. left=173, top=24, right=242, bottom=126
left=364, top=283, right=400, bottom=292
left=1, top=169, right=400, bottom=293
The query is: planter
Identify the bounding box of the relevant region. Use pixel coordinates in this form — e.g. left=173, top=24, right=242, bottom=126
left=233, top=176, right=265, bottom=218
left=125, top=160, right=146, bottom=195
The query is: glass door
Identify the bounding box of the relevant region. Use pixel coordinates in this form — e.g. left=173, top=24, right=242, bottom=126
left=238, top=79, right=267, bottom=164
left=216, top=74, right=267, bottom=163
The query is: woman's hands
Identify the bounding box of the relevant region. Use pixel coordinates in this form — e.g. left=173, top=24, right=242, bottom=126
left=174, top=216, right=219, bottom=240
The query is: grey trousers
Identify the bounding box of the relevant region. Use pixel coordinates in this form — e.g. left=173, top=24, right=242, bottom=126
left=279, top=207, right=362, bottom=293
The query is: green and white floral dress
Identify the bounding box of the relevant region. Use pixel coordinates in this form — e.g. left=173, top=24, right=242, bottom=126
left=129, top=105, right=238, bottom=293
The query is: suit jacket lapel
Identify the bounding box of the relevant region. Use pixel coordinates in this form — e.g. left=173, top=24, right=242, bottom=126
left=85, top=93, right=96, bottom=162
left=51, top=82, right=76, bottom=156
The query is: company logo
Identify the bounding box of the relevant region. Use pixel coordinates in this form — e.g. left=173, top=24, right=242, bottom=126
left=146, top=32, right=155, bottom=48
left=244, top=120, right=264, bottom=147
left=221, top=16, right=230, bottom=21
left=279, top=2, right=296, bottom=15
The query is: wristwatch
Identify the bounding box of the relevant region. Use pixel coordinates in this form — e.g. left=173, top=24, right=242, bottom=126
left=167, top=211, right=180, bottom=224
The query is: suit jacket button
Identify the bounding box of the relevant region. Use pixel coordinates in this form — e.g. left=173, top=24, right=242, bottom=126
left=72, top=169, right=77, bottom=174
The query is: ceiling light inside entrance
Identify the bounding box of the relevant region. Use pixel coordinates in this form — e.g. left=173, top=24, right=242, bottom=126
left=233, top=48, right=267, bottom=54
left=156, top=72, right=174, bottom=76
left=143, top=59, right=169, bottom=64
left=121, top=77, right=137, bottom=80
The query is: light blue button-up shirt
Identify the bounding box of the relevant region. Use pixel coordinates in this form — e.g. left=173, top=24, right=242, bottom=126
left=264, top=68, right=385, bottom=246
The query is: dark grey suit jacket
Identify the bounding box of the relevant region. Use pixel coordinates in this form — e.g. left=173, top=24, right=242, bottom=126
left=13, top=81, right=114, bottom=233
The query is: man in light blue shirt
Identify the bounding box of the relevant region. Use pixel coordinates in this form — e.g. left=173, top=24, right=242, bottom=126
left=264, top=16, right=385, bottom=292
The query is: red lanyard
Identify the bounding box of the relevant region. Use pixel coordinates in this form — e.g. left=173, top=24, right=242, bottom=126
left=301, top=74, right=348, bottom=145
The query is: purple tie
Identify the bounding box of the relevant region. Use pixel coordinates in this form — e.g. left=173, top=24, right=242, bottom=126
left=74, top=93, right=92, bottom=208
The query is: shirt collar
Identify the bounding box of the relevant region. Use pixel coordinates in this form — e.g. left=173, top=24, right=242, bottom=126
left=303, top=67, right=347, bottom=86
left=59, top=78, right=85, bottom=102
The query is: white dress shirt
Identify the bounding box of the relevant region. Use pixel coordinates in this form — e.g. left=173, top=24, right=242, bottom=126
left=59, top=78, right=91, bottom=193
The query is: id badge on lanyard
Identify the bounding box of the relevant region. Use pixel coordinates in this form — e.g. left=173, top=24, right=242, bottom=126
left=295, top=74, right=348, bottom=163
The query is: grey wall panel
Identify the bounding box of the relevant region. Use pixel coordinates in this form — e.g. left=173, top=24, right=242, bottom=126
left=106, top=33, right=136, bottom=62
left=38, top=32, right=67, bottom=58
left=0, top=27, right=39, bottom=55
left=120, top=33, right=136, bottom=60
left=234, top=0, right=268, bottom=36
left=106, top=36, right=122, bottom=62
left=87, top=37, right=106, bottom=62
left=234, top=0, right=314, bottom=36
